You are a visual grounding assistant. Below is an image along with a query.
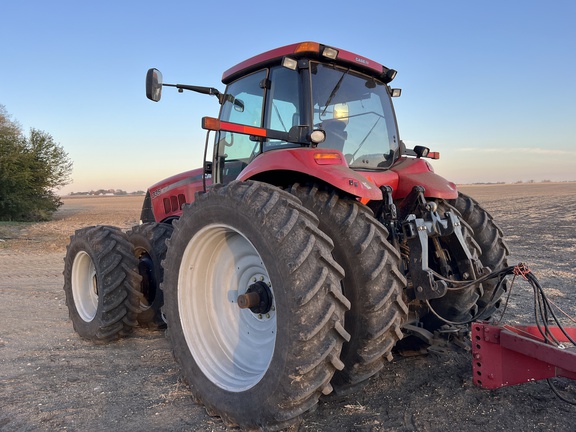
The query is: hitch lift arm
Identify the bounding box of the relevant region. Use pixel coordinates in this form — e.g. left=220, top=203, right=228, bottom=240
left=398, top=186, right=487, bottom=301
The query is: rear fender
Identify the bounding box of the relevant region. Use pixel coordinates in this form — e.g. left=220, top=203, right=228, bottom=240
left=237, top=148, right=382, bottom=200
left=391, top=157, right=458, bottom=200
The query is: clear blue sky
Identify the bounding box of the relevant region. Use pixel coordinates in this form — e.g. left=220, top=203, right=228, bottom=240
left=2, top=0, right=575, bottom=194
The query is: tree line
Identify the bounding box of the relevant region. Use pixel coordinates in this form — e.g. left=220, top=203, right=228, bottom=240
left=69, top=189, right=145, bottom=196
left=0, top=105, right=72, bottom=221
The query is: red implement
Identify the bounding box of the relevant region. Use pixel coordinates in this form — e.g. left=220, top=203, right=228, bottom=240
left=471, top=322, right=576, bottom=389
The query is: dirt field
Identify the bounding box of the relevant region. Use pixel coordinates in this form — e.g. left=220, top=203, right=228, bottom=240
left=1, top=183, right=574, bottom=431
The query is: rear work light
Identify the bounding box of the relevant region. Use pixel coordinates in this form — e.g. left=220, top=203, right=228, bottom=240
left=281, top=57, right=298, bottom=70
left=322, top=46, right=338, bottom=59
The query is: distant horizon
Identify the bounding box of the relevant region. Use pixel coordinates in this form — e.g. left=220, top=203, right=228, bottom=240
left=59, top=178, right=576, bottom=197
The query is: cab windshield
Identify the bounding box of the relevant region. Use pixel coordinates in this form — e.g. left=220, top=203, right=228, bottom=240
left=310, top=63, right=399, bottom=169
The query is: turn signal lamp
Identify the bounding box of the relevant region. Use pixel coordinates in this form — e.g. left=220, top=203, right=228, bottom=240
left=314, top=152, right=343, bottom=165
left=294, top=42, right=320, bottom=53
left=202, top=117, right=221, bottom=131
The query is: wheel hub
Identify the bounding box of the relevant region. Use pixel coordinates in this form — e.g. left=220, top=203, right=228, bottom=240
left=136, top=252, right=156, bottom=303
left=237, top=281, right=273, bottom=314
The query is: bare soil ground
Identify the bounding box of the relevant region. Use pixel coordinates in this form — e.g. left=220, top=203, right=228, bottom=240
left=1, top=183, right=575, bottom=431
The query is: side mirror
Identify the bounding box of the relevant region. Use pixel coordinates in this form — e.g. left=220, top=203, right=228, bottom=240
left=413, top=145, right=430, bottom=158
left=233, top=98, right=245, bottom=112
left=146, top=68, right=163, bottom=102
left=223, top=94, right=244, bottom=111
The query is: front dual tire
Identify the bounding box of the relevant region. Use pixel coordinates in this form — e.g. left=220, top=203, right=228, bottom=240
left=63, top=225, right=142, bottom=342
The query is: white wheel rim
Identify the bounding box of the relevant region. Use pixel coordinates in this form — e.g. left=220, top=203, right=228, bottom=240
left=178, top=224, right=276, bottom=392
left=71, top=251, right=98, bottom=322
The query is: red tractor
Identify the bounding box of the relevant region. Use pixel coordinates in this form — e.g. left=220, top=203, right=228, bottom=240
left=63, top=42, right=510, bottom=429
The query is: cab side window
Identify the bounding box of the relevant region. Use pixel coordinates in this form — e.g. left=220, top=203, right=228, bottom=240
left=265, top=67, right=300, bottom=133
left=218, top=70, right=267, bottom=182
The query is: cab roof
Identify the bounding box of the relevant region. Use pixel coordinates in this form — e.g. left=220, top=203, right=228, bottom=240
left=221, top=41, right=397, bottom=85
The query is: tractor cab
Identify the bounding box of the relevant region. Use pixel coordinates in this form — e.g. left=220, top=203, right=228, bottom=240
left=215, top=44, right=402, bottom=177
left=147, top=42, right=404, bottom=190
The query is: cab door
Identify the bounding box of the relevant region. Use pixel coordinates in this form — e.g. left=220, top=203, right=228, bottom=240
left=215, top=70, right=267, bottom=184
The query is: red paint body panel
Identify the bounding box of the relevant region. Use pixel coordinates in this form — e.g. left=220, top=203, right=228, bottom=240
left=238, top=148, right=383, bottom=201
left=148, top=168, right=211, bottom=222
left=390, top=157, right=458, bottom=200
left=471, top=322, right=576, bottom=390
left=223, top=43, right=306, bottom=83
left=354, top=170, right=400, bottom=196
left=222, top=41, right=387, bottom=84
left=146, top=153, right=460, bottom=222
left=336, top=49, right=383, bottom=74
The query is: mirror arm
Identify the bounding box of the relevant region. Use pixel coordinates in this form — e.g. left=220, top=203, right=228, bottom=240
left=163, top=83, right=222, bottom=102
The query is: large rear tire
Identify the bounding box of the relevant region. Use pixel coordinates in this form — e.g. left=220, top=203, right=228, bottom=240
left=288, top=184, right=408, bottom=394
left=127, top=222, right=173, bottom=328
left=63, top=226, right=142, bottom=342
left=161, top=181, right=350, bottom=430
left=449, top=192, right=510, bottom=317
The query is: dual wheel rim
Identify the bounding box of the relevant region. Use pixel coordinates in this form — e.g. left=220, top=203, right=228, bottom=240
left=178, top=224, right=277, bottom=392
left=71, top=251, right=98, bottom=322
